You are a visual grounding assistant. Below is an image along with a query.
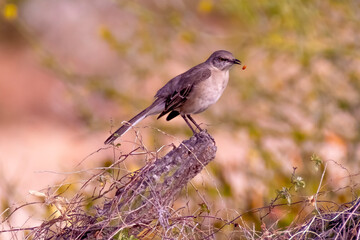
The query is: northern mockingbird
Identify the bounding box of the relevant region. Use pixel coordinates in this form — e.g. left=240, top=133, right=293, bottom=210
left=104, top=50, right=241, bottom=144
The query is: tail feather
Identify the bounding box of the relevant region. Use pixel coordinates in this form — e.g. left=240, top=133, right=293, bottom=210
left=104, top=98, right=165, bottom=145
left=104, top=109, right=148, bottom=144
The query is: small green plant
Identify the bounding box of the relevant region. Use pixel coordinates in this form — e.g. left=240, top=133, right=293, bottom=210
left=114, top=229, right=139, bottom=240
left=276, top=187, right=292, bottom=205
left=311, top=153, right=323, bottom=171
left=291, top=175, right=306, bottom=192
left=273, top=167, right=306, bottom=206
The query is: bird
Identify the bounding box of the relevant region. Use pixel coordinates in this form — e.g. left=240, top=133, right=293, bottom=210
left=104, top=50, right=241, bottom=144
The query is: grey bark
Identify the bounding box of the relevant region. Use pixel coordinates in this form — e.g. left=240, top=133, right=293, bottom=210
left=53, top=131, right=217, bottom=239
left=105, top=131, right=217, bottom=236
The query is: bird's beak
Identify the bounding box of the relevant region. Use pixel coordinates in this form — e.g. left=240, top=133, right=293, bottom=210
left=233, top=59, right=241, bottom=65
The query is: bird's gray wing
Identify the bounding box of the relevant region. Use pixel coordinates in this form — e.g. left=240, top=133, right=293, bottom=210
left=156, top=83, right=193, bottom=119
left=156, top=64, right=211, bottom=119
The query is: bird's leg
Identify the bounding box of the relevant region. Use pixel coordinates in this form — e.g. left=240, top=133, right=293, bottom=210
left=181, top=115, right=197, bottom=134
left=186, top=114, right=203, bottom=131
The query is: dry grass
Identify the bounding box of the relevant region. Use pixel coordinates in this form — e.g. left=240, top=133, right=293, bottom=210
left=1, top=137, right=359, bottom=240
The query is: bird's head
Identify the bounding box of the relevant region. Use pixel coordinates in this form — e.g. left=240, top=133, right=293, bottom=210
left=207, top=50, right=241, bottom=71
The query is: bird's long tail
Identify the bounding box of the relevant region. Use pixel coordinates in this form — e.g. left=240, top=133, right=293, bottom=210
left=104, top=98, right=164, bottom=144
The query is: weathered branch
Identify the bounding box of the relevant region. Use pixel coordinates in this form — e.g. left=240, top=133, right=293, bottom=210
left=53, top=131, right=217, bottom=239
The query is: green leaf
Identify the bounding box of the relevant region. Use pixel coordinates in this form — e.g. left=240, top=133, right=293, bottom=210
left=198, top=202, right=210, bottom=214
left=310, top=154, right=323, bottom=171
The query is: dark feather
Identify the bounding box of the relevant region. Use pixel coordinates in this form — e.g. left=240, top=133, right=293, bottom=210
left=166, top=111, right=180, bottom=121
left=156, top=66, right=211, bottom=119
left=155, top=63, right=211, bottom=98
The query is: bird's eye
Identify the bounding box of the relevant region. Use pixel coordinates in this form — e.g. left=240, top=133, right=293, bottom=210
left=219, top=57, right=227, bottom=61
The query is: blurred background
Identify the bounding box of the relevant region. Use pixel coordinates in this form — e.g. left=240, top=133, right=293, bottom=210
left=1, top=0, right=360, bottom=237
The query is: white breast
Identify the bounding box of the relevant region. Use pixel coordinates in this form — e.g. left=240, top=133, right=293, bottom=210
left=181, top=69, right=229, bottom=114
left=206, top=69, right=229, bottom=103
